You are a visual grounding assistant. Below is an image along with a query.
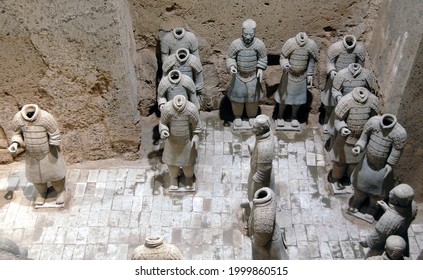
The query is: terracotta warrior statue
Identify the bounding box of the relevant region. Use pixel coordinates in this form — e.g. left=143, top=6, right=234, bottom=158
left=325, top=62, right=374, bottom=139
left=366, top=235, right=410, bottom=260
left=244, top=187, right=288, bottom=260
left=226, top=19, right=267, bottom=128
left=331, top=63, right=373, bottom=103
left=274, top=32, right=318, bottom=128
left=321, top=35, right=366, bottom=132
left=162, top=48, right=205, bottom=97
left=157, top=69, right=200, bottom=111
left=0, top=236, right=29, bottom=260
left=131, top=236, right=183, bottom=260
left=160, top=27, right=200, bottom=64
left=329, top=87, right=380, bottom=190
left=159, top=95, right=201, bottom=190
left=8, top=104, right=67, bottom=206
left=247, top=114, right=275, bottom=201
left=360, top=184, right=417, bottom=257
left=348, top=114, right=407, bottom=218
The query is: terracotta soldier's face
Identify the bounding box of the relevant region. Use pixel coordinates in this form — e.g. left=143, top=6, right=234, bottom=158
left=242, top=29, right=255, bottom=45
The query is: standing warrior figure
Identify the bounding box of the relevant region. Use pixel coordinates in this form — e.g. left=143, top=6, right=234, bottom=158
left=160, top=27, right=200, bottom=64
left=226, top=19, right=268, bottom=128
left=348, top=114, right=407, bottom=218
left=325, top=63, right=374, bottom=149
left=159, top=95, right=202, bottom=190
left=360, top=184, right=417, bottom=257
left=274, top=32, right=318, bottom=128
left=157, top=69, right=200, bottom=111
left=331, top=63, right=373, bottom=104
left=321, top=35, right=366, bottom=132
left=8, top=104, right=67, bottom=206
left=247, top=187, right=289, bottom=260
left=162, top=48, right=205, bottom=98
left=329, top=87, right=380, bottom=190
left=247, top=114, right=276, bottom=201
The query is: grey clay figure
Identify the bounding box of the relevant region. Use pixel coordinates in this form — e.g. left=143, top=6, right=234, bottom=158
left=331, top=63, right=373, bottom=104
left=366, top=235, right=410, bottom=260
left=159, top=95, right=202, bottom=191
left=321, top=35, right=366, bottom=133
left=162, top=47, right=205, bottom=97
left=157, top=69, right=200, bottom=110
left=0, top=237, right=29, bottom=260
left=160, top=27, right=200, bottom=64
left=226, top=19, right=268, bottom=129
left=348, top=114, right=407, bottom=221
left=274, top=32, right=318, bottom=130
left=247, top=114, right=276, bottom=201
left=131, top=236, right=183, bottom=260
left=328, top=87, right=380, bottom=190
left=8, top=104, right=67, bottom=206
left=244, top=187, right=289, bottom=260
left=360, top=184, right=417, bottom=257
left=324, top=62, right=374, bottom=139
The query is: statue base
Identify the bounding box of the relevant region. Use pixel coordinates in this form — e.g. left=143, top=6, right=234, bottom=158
left=346, top=210, right=374, bottom=224
left=232, top=120, right=252, bottom=131
left=168, top=175, right=196, bottom=192
left=34, top=187, right=66, bottom=209
left=330, top=182, right=354, bottom=195
left=274, top=120, right=301, bottom=132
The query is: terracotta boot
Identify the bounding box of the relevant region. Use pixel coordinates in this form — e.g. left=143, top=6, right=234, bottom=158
left=169, top=177, right=179, bottom=190
left=33, top=183, right=48, bottom=206
left=185, top=176, right=194, bottom=190
left=52, top=177, right=66, bottom=205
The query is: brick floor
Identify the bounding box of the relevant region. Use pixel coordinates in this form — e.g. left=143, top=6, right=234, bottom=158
left=1, top=108, right=422, bottom=260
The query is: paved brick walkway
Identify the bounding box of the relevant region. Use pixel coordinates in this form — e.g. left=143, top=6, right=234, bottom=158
left=1, top=108, right=422, bottom=260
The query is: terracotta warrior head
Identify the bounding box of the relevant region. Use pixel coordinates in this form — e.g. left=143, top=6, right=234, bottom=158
left=242, top=19, right=256, bottom=45
left=389, top=183, right=414, bottom=208
left=252, top=114, right=271, bottom=136
left=385, top=235, right=407, bottom=260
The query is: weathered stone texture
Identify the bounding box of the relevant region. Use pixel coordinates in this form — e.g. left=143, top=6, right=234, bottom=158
left=0, top=0, right=141, bottom=163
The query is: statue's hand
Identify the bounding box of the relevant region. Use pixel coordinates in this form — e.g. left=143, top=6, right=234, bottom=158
left=340, top=127, right=351, bottom=137
left=384, top=164, right=392, bottom=179
left=7, top=142, right=18, bottom=154
left=256, top=69, right=264, bottom=83
left=283, top=64, right=291, bottom=72
left=191, top=134, right=199, bottom=149
left=307, top=75, right=313, bottom=88
left=351, top=146, right=362, bottom=156
left=230, top=66, right=237, bottom=75
left=330, top=70, right=337, bottom=80
left=377, top=200, right=389, bottom=211
left=160, top=130, right=169, bottom=140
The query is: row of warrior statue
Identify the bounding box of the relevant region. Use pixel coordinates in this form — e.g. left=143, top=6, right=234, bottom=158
left=5, top=18, right=417, bottom=260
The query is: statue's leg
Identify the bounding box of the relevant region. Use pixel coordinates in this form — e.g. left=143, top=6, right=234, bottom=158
left=277, top=102, right=286, bottom=126
left=167, top=165, right=180, bottom=190
left=231, top=101, right=244, bottom=126
left=51, top=177, right=66, bottom=204
left=245, top=102, right=259, bottom=124
left=291, top=105, right=300, bottom=127
left=324, top=106, right=333, bottom=124
left=182, top=165, right=195, bottom=189
left=367, top=195, right=382, bottom=217
left=332, top=162, right=347, bottom=190
left=33, top=183, right=48, bottom=205
left=348, top=188, right=367, bottom=213
left=323, top=106, right=333, bottom=133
